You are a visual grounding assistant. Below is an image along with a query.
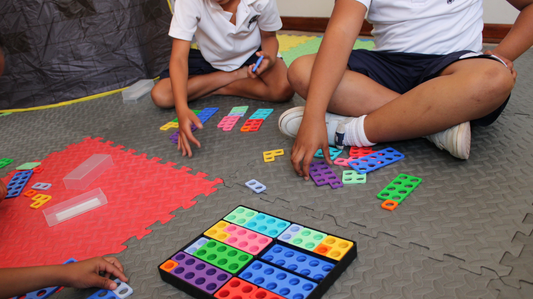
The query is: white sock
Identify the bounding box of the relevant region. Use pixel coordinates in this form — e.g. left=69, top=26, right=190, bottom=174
left=344, top=115, right=376, bottom=147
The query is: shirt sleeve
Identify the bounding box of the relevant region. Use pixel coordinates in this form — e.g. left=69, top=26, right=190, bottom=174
left=168, top=0, right=201, bottom=41
left=355, top=0, right=370, bottom=9
left=254, top=0, right=283, bottom=32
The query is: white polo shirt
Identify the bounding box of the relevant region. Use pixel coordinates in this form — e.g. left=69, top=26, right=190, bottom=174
left=169, top=0, right=282, bottom=71
left=355, top=0, right=484, bottom=54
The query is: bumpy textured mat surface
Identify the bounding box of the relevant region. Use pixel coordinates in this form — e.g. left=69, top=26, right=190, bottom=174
left=1, top=40, right=533, bottom=298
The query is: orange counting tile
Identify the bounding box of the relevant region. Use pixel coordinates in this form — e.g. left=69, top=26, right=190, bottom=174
left=381, top=199, right=398, bottom=211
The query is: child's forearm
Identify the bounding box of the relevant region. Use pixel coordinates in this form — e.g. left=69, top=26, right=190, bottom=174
left=169, top=39, right=192, bottom=114
left=492, top=2, right=533, bottom=62
left=0, top=265, right=65, bottom=299
left=260, top=31, right=279, bottom=59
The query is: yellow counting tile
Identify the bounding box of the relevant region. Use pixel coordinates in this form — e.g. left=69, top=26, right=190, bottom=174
left=321, top=235, right=354, bottom=261
left=30, top=194, right=52, bottom=209
left=160, top=122, right=180, bottom=131
left=204, top=220, right=231, bottom=242
left=263, top=149, right=284, bottom=163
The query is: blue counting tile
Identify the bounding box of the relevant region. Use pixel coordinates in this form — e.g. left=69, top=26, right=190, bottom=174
left=348, top=147, right=404, bottom=174
left=87, top=279, right=133, bottom=299
left=314, top=147, right=342, bottom=160
left=6, top=170, right=33, bottom=199
left=228, top=112, right=245, bottom=117
left=244, top=213, right=290, bottom=238
left=184, top=237, right=210, bottom=255
left=249, top=109, right=273, bottom=120
left=261, top=244, right=335, bottom=282
left=245, top=179, right=266, bottom=193
left=239, top=260, right=317, bottom=299
left=277, top=224, right=303, bottom=243
left=87, top=290, right=120, bottom=299
left=197, top=107, right=219, bottom=124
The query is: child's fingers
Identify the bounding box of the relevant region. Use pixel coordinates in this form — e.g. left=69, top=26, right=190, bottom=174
left=322, top=145, right=333, bottom=165
left=99, top=260, right=128, bottom=285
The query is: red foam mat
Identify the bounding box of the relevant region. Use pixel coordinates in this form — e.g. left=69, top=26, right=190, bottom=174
left=0, top=137, right=223, bottom=267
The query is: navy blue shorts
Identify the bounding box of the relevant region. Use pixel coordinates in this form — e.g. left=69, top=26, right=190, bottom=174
left=160, top=48, right=262, bottom=79
left=347, top=49, right=510, bottom=126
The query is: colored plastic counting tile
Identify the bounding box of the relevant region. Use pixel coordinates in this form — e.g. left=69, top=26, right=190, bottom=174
left=32, top=182, right=52, bottom=190
left=32, top=166, right=44, bottom=174
left=240, top=119, right=263, bottom=132
left=24, top=189, right=38, bottom=197
left=63, top=154, right=113, bottom=190
left=348, top=147, right=404, bottom=174
left=30, top=194, right=52, bottom=209
left=230, top=106, right=249, bottom=114
left=249, top=108, right=273, bottom=120
left=223, top=224, right=272, bottom=255
left=16, top=162, right=41, bottom=170
left=197, top=107, right=219, bottom=124
left=215, top=277, right=258, bottom=299
left=342, top=170, right=366, bottom=184
left=244, top=213, right=290, bottom=238
left=250, top=288, right=284, bottom=299
left=377, top=173, right=422, bottom=204
left=6, top=170, right=33, bottom=199
left=87, top=278, right=133, bottom=299
left=309, top=161, right=343, bottom=189
left=185, top=237, right=210, bottom=255
left=314, top=147, right=342, bottom=160
left=349, top=146, right=376, bottom=158
left=245, top=179, right=266, bottom=193
left=0, top=158, right=13, bottom=169
left=333, top=156, right=358, bottom=167
left=224, top=206, right=258, bottom=226
left=381, top=200, right=399, bottom=211
left=160, top=260, right=179, bottom=273
left=204, top=221, right=231, bottom=242
left=160, top=122, right=180, bottom=131
left=239, top=260, right=317, bottom=298
left=289, top=227, right=327, bottom=251
left=171, top=252, right=232, bottom=294
left=277, top=224, right=303, bottom=243
left=192, top=109, right=202, bottom=115
left=217, top=115, right=240, bottom=131
left=263, top=149, right=284, bottom=162
left=317, top=236, right=354, bottom=261
left=262, top=244, right=335, bottom=281
left=228, top=112, right=245, bottom=117
left=193, top=239, right=253, bottom=274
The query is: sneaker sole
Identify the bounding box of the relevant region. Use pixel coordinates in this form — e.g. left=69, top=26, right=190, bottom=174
left=278, top=106, right=305, bottom=138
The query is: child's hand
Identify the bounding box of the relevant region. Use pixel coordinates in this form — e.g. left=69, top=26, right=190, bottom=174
left=0, top=180, right=7, bottom=203
left=247, top=51, right=274, bottom=78
left=177, top=109, right=203, bottom=157
left=62, top=257, right=128, bottom=290
left=484, top=50, right=517, bottom=81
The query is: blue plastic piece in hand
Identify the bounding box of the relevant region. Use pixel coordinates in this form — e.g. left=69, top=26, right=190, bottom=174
left=252, top=56, right=264, bottom=72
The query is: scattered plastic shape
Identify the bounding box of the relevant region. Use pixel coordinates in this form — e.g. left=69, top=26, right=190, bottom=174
left=289, top=227, right=327, bottom=251
left=277, top=224, right=303, bottom=243
left=309, top=161, right=343, bottom=189
left=32, top=166, right=44, bottom=174
left=229, top=106, right=249, bottom=114
left=87, top=278, right=133, bottom=299
left=16, top=162, right=41, bottom=170
left=333, top=156, right=358, bottom=167
left=377, top=173, right=422, bottom=204
left=249, top=109, right=273, bottom=120
left=170, top=252, right=231, bottom=294
left=228, top=112, right=246, bottom=117
left=0, top=112, right=12, bottom=117
left=239, top=260, right=317, bottom=298
left=42, top=187, right=108, bottom=227
left=30, top=194, right=52, bottom=209
left=244, top=213, right=290, bottom=238
left=245, top=179, right=266, bottom=193
left=32, top=182, right=52, bottom=190
left=342, top=170, right=366, bottom=184
left=204, top=221, right=231, bottom=242
left=63, top=154, right=113, bottom=190
left=170, top=125, right=198, bottom=144
left=122, top=79, right=154, bottom=104
left=252, top=55, right=264, bottom=72
left=160, top=122, right=180, bottom=131
left=263, top=149, right=284, bottom=162
left=240, top=119, right=263, bottom=132
left=160, top=260, right=179, bottom=273
left=5, top=170, right=33, bottom=199
left=381, top=200, right=398, bottom=211
left=217, top=115, right=240, bottom=131
left=214, top=277, right=258, bottom=299
left=184, top=237, right=209, bottom=255
left=24, top=189, right=38, bottom=197
left=0, top=158, right=13, bottom=169
left=261, top=244, right=335, bottom=281
left=314, top=147, right=342, bottom=160
left=223, top=206, right=258, bottom=226
left=193, top=239, right=253, bottom=274
left=223, top=224, right=273, bottom=255
left=349, top=146, right=376, bottom=158
left=197, top=107, right=219, bottom=124
left=316, top=236, right=354, bottom=261
left=348, top=147, right=404, bottom=174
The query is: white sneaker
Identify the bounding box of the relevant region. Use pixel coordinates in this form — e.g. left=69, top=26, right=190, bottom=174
left=278, top=106, right=352, bottom=148
left=425, top=122, right=471, bottom=159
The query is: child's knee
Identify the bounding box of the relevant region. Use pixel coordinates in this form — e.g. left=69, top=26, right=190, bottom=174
left=287, top=54, right=315, bottom=91
left=151, top=80, right=174, bottom=108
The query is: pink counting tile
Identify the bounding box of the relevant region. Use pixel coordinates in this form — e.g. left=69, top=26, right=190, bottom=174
left=333, top=156, right=358, bottom=167
left=223, top=224, right=272, bottom=255
left=217, top=116, right=240, bottom=131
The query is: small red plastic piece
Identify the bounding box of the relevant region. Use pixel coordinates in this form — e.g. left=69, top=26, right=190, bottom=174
left=240, top=119, right=263, bottom=132
left=33, top=166, right=44, bottom=173
left=24, top=189, right=38, bottom=197
left=250, top=288, right=284, bottom=299
left=215, top=277, right=258, bottom=299
left=349, top=146, right=376, bottom=158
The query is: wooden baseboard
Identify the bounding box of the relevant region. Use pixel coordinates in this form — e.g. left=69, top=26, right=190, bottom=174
left=281, top=17, right=511, bottom=43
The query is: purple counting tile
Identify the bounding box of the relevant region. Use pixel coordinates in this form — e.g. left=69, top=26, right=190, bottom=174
left=309, top=161, right=343, bottom=189
left=170, top=252, right=231, bottom=294
left=169, top=125, right=198, bottom=144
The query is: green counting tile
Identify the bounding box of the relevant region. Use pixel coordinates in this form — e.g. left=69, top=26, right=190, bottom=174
left=0, top=158, right=13, bottom=169
left=171, top=110, right=201, bottom=123
left=377, top=173, right=422, bottom=204
left=342, top=170, right=366, bottom=184
left=193, top=239, right=253, bottom=274
left=289, top=227, right=327, bottom=251
left=224, top=206, right=258, bottom=226
left=230, top=106, right=249, bottom=113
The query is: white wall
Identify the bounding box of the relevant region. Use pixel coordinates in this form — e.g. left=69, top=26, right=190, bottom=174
left=277, top=0, right=520, bottom=24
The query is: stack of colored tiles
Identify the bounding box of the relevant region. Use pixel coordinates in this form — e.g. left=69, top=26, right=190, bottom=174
left=158, top=206, right=357, bottom=299
left=169, top=108, right=218, bottom=143
left=218, top=106, right=249, bottom=131
left=240, top=109, right=273, bottom=132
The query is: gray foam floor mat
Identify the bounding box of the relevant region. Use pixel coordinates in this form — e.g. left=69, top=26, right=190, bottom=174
left=2, top=47, right=533, bottom=298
